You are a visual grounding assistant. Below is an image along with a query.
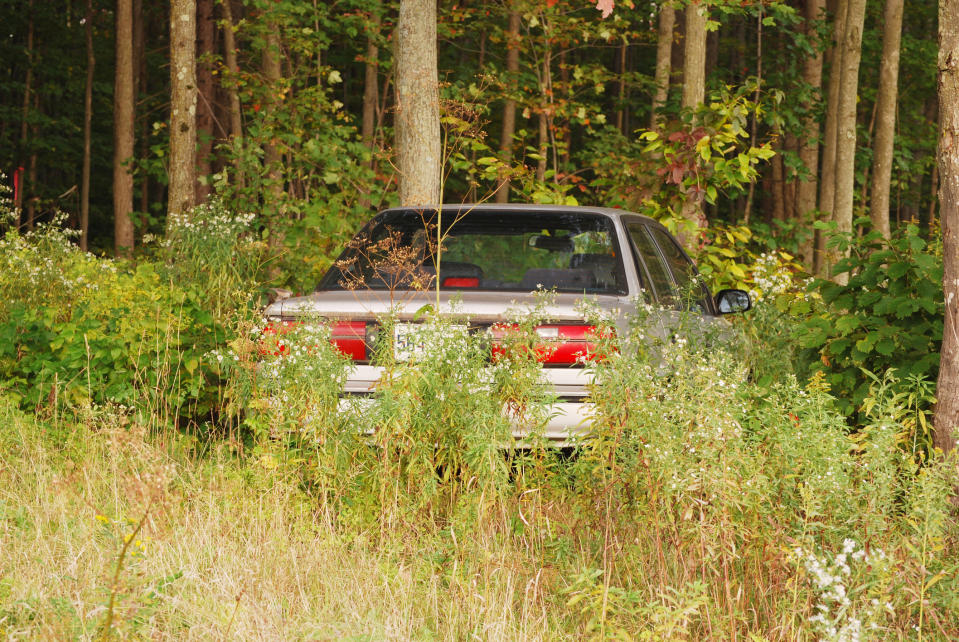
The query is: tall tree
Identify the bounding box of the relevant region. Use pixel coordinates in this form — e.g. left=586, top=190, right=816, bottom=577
left=494, top=8, right=521, bottom=203
left=220, top=0, right=243, bottom=187
left=816, top=0, right=848, bottom=274
left=394, top=0, right=441, bottom=205
left=168, top=0, right=197, bottom=222
left=680, top=0, right=707, bottom=234
left=361, top=5, right=381, bottom=150
left=81, top=0, right=94, bottom=251
left=261, top=28, right=285, bottom=247
left=935, top=0, right=959, bottom=456
left=869, top=0, right=905, bottom=239
left=17, top=0, right=35, bottom=218
left=681, top=0, right=706, bottom=110
left=796, top=0, right=825, bottom=268
left=830, top=0, right=867, bottom=284
left=195, top=0, right=215, bottom=203
left=651, top=2, right=675, bottom=126
left=114, top=0, right=135, bottom=256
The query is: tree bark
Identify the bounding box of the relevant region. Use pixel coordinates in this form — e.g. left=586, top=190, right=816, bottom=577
left=615, top=42, right=627, bottom=134
left=114, top=0, right=135, bottom=256
left=220, top=0, right=243, bottom=188
left=495, top=9, right=521, bottom=203
left=935, top=0, right=959, bottom=456
left=830, top=0, right=867, bottom=283
left=17, top=0, right=35, bottom=217
left=816, top=0, right=848, bottom=275
left=869, top=0, right=904, bottom=240
left=394, top=0, right=441, bottom=206
left=262, top=28, right=285, bottom=243
left=168, top=0, right=197, bottom=222
left=797, top=0, right=825, bottom=268
left=195, top=0, right=215, bottom=203
left=81, top=0, right=94, bottom=251
left=361, top=7, right=381, bottom=150
left=680, top=0, right=707, bottom=235
left=681, top=0, right=706, bottom=110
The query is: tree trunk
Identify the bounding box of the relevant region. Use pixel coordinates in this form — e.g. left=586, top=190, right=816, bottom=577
left=816, top=0, right=848, bottom=275
left=17, top=0, right=34, bottom=217
left=869, top=0, right=904, bottom=240
left=536, top=111, right=548, bottom=182
left=114, top=0, right=135, bottom=256
left=830, top=0, right=867, bottom=284
left=678, top=0, right=708, bottom=236
left=797, top=0, right=825, bottom=268
left=935, top=0, right=959, bottom=456
left=220, top=0, right=243, bottom=187
left=81, top=0, right=94, bottom=251
left=168, top=0, right=197, bottom=222
left=394, top=0, right=441, bottom=206
left=361, top=7, right=381, bottom=150
left=681, top=0, right=706, bottom=110
left=615, top=42, right=627, bottom=134
left=195, top=0, right=215, bottom=203
left=262, top=28, right=285, bottom=251
left=495, top=9, right=521, bottom=203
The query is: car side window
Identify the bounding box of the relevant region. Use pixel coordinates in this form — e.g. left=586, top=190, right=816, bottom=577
left=648, top=227, right=710, bottom=312
left=626, top=223, right=675, bottom=301
left=648, top=228, right=694, bottom=291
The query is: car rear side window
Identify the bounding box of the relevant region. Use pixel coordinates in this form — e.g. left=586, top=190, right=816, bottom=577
left=648, top=228, right=695, bottom=292
left=626, top=223, right=674, bottom=301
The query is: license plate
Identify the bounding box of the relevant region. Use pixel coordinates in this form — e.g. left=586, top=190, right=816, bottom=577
left=393, top=323, right=467, bottom=361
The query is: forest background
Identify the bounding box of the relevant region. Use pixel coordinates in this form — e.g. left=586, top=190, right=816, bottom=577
left=2, top=0, right=959, bottom=639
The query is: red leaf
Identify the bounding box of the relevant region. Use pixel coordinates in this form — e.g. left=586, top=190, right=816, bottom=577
left=594, top=0, right=614, bottom=18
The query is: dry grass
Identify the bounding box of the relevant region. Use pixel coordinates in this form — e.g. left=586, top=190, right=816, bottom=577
left=0, top=404, right=557, bottom=640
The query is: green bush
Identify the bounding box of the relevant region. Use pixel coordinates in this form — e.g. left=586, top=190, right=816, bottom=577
left=0, top=197, right=263, bottom=419
left=796, top=224, right=942, bottom=420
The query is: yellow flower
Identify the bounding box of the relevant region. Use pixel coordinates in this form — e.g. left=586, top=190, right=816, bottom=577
left=95, top=514, right=110, bottom=524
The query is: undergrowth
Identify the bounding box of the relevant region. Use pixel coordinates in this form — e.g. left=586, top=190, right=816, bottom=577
left=1, top=193, right=957, bottom=640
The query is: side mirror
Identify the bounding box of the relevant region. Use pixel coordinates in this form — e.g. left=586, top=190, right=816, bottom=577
left=715, top=288, right=751, bottom=314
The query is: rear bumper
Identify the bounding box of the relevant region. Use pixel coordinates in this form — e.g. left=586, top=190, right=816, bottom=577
left=342, top=365, right=595, bottom=446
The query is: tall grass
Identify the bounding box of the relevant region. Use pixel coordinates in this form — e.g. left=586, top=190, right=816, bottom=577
left=2, top=197, right=958, bottom=640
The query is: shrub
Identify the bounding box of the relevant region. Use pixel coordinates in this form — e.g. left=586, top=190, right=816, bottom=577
left=796, top=224, right=942, bottom=420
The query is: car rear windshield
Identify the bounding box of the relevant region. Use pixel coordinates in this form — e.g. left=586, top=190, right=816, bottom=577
left=319, top=209, right=628, bottom=295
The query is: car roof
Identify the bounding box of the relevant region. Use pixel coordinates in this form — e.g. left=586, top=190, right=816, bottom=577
left=375, top=203, right=667, bottom=231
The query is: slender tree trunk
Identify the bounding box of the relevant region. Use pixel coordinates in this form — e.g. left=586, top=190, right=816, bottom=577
left=772, top=150, right=786, bottom=221
left=195, top=0, right=215, bottom=203
left=394, top=0, right=441, bottom=205
left=797, top=0, right=825, bottom=268
left=816, top=0, right=848, bottom=274
left=679, top=0, right=707, bottom=236
left=262, top=28, right=285, bottom=245
left=536, top=111, right=548, bottom=182
left=17, top=0, right=35, bottom=217
left=742, top=6, right=763, bottom=225
left=869, top=0, right=904, bottom=239
left=935, top=0, right=959, bottom=456
left=220, top=0, right=243, bottom=188
left=114, top=0, right=135, bottom=255
left=361, top=8, right=381, bottom=150
left=615, top=42, right=627, bottom=133
left=681, top=0, right=706, bottom=110
left=830, top=0, right=867, bottom=283
left=495, top=9, right=521, bottom=203
left=81, top=0, right=94, bottom=251
left=168, top=0, right=197, bottom=222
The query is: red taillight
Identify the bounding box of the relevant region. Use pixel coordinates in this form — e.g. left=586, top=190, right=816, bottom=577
left=489, top=323, right=612, bottom=365
left=260, top=320, right=300, bottom=355
left=330, top=321, right=368, bottom=361
left=443, top=276, right=480, bottom=288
